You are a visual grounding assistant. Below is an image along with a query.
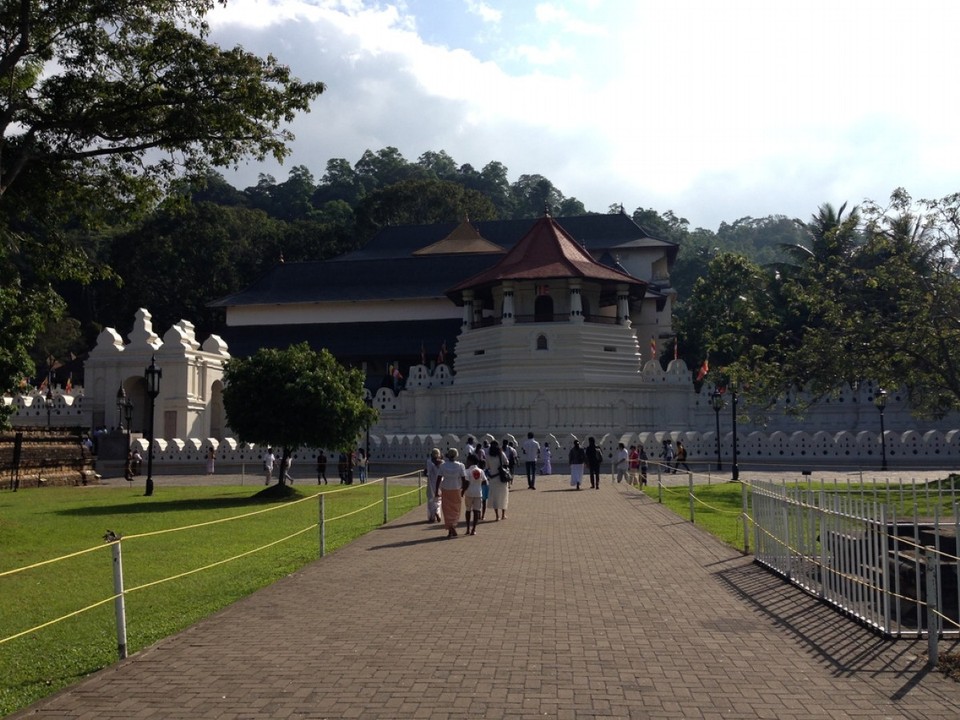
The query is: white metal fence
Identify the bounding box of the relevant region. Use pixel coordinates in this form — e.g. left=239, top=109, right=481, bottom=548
left=750, top=479, right=959, bottom=643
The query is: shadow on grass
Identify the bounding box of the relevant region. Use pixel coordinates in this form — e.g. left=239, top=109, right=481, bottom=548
left=55, top=484, right=303, bottom=516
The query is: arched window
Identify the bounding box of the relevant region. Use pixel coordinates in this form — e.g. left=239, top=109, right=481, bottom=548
left=534, top=294, right=554, bottom=322
left=536, top=334, right=548, bottom=350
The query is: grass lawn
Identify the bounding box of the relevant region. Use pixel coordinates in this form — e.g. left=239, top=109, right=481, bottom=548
left=0, top=480, right=423, bottom=716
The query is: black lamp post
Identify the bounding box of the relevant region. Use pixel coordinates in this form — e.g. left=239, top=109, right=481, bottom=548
left=45, top=385, right=54, bottom=430
left=875, top=388, right=888, bottom=471
left=364, top=394, right=372, bottom=471
left=729, top=380, right=740, bottom=481
left=710, top=388, right=723, bottom=471
left=144, top=355, right=162, bottom=496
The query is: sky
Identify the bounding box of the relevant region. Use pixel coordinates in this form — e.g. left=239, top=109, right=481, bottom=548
left=207, top=0, right=960, bottom=231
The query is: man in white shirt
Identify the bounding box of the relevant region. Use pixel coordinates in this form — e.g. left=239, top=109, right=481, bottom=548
left=263, top=448, right=276, bottom=485
left=521, top=432, right=541, bottom=489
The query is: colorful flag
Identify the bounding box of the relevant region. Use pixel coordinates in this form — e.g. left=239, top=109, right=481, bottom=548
left=65, top=374, right=73, bottom=392
left=420, top=342, right=426, bottom=366
left=438, top=341, right=447, bottom=365
left=650, top=336, right=657, bottom=360
left=696, top=359, right=709, bottom=381
left=674, top=339, right=679, bottom=361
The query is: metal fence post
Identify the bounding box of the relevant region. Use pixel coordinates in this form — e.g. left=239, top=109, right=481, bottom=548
left=109, top=538, right=128, bottom=659
left=924, top=545, right=939, bottom=666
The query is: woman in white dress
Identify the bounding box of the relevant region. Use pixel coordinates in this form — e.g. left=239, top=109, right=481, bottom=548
left=485, top=440, right=510, bottom=520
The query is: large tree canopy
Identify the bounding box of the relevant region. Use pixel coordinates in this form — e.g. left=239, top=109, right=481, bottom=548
left=0, top=0, right=323, bottom=408
left=0, top=0, right=324, bottom=200
left=222, top=344, right=377, bottom=483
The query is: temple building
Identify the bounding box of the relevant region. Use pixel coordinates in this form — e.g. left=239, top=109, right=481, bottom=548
left=208, top=209, right=678, bottom=390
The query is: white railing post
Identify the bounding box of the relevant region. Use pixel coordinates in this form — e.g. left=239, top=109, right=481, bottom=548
left=741, top=481, right=750, bottom=555
left=383, top=475, right=388, bottom=525
left=688, top=472, right=695, bottom=523
left=319, top=493, right=326, bottom=557
left=109, top=538, right=128, bottom=659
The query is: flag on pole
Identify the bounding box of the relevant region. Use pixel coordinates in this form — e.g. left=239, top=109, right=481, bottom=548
left=674, top=338, right=679, bottom=361
left=650, top=336, right=657, bottom=360
left=438, top=341, right=447, bottom=365
left=65, top=374, right=73, bottom=392
left=420, top=342, right=426, bottom=367
left=696, top=359, right=709, bottom=381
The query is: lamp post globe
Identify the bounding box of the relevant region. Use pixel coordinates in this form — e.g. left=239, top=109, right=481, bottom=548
left=874, top=388, right=888, bottom=471
left=710, top=389, right=723, bottom=471
left=144, top=356, right=162, bottom=496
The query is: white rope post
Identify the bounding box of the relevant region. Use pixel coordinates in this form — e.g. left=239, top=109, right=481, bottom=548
left=741, top=481, right=750, bottom=555
left=319, top=493, right=326, bottom=557
left=688, top=472, right=695, bottom=523
left=109, top=540, right=128, bottom=659
left=382, top=475, right=388, bottom=525
left=657, top=463, right=663, bottom=504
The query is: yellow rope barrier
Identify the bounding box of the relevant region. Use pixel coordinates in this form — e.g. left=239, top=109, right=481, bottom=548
left=0, top=542, right=109, bottom=578
left=0, top=594, right=120, bottom=646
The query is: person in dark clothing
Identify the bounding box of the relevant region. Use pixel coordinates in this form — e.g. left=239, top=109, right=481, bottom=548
left=586, top=436, right=603, bottom=489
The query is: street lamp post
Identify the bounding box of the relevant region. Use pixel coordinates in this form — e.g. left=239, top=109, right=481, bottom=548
left=729, top=380, right=740, bottom=481
left=144, top=356, right=162, bottom=496
left=875, top=388, right=888, bottom=471
left=710, top=389, right=723, bottom=471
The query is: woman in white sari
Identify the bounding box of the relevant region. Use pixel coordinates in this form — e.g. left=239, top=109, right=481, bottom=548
left=485, top=440, right=510, bottom=521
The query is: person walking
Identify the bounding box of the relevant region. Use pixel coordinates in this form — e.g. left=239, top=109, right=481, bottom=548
left=568, top=439, right=586, bottom=490
left=281, top=454, right=294, bottom=484
left=356, top=447, right=368, bottom=483
left=675, top=440, right=690, bottom=473
left=437, top=448, right=467, bottom=538
left=661, top=440, right=675, bottom=474
left=263, top=448, right=275, bottom=486
left=206, top=445, right=216, bottom=474
left=502, top=439, right=517, bottom=486
left=639, top=445, right=649, bottom=487
left=486, top=440, right=510, bottom=520
left=586, top=437, right=603, bottom=489
left=463, top=453, right=486, bottom=535
left=425, top=448, right=443, bottom=523
left=316, top=450, right=328, bottom=485
left=628, top=445, right=639, bottom=484
left=541, top=444, right=553, bottom=474
left=614, top=442, right=629, bottom=483
left=521, top=431, right=541, bottom=489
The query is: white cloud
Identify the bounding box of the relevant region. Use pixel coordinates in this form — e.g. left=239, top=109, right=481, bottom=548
left=205, top=0, right=960, bottom=229
left=465, top=0, right=502, bottom=24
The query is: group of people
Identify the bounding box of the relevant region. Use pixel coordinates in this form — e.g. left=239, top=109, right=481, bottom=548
left=260, top=447, right=369, bottom=486
left=425, top=436, right=517, bottom=537
left=567, top=436, right=605, bottom=489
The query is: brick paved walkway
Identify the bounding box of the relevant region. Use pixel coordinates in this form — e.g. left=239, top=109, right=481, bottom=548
left=12, top=474, right=960, bottom=719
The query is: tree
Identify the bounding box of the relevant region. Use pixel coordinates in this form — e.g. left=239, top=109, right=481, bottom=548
left=222, top=344, right=378, bottom=485
left=354, top=178, right=498, bottom=241
left=0, top=0, right=324, bottom=404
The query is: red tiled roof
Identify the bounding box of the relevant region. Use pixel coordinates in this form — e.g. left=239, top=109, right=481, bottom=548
left=446, top=214, right=646, bottom=298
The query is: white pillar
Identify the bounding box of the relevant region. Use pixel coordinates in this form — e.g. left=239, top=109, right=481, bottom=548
left=502, top=284, right=515, bottom=326
left=617, top=284, right=631, bottom=326
left=462, top=290, right=474, bottom=332
left=569, top=281, right=584, bottom=323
